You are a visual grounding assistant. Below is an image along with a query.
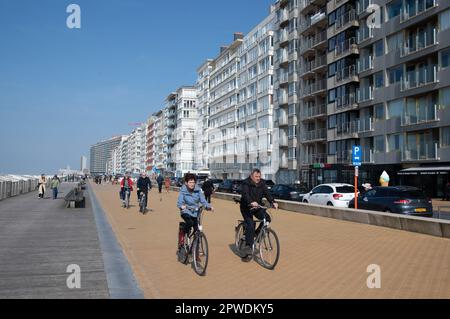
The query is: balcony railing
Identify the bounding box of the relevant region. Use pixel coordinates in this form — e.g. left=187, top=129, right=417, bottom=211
left=357, top=0, right=372, bottom=15
left=400, top=28, right=438, bottom=57
left=279, top=50, right=289, bottom=64
left=304, top=153, right=327, bottom=164
left=357, top=86, right=374, bottom=102
left=335, top=65, right=357, bottom=83
left=279, top=72, right=289, bottom=84
left=400, top=65, right=438, bottom=91
left=301, top=31, right=327, bottom=53
left=302, top=128, right=327, bottom=142
left=336, top=121, right=359, bottom=137
left=303, top=55, right=327, bottom=73
left=335, top=150, right=352, bottom=164
left=400, top=0, right=437, bottom=22
left=357, top=55, right=373, bottom=73
left=335, top=10, right=357, bottom=32
left=334, top=37, right=358, bottom=58
left=335, top=93, right=357, bottom=109
left=362, top=148, right=374, bottom=163
left=357, top=26, right=374, bottom=44
left=401, top=142, right=439, bottom=161
left=401, top=104, right=439, bottom=126
left=303, top=103, right=327, bottom=118
left=278, top=114, right=289, bottom=126
left=279, top=135, right=289, bottom=146
left=278, top=94, right=288, bottom=105
left=279, top=30, right=289, bottom=43
left=279, top=9, right=289, bottom=24
left=303, top=79, right=327, bottom=96
left=301, top=10, right=327, bottom=32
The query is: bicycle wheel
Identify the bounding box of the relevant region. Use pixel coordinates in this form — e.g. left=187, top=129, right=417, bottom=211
left=234, top=223, right=246, bottom=257
left=257, top=228, right=280, bottom=270
left=193, top=233, right=209, bottom=276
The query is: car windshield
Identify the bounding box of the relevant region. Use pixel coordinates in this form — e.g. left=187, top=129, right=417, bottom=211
left=336, top=186, right=355, bottom=193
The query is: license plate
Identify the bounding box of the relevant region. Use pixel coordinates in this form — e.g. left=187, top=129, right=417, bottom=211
left=415, top=208, right=427, bottom=213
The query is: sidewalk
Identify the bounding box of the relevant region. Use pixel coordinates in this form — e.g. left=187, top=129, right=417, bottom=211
left=91, top=182, right=450, bottom=299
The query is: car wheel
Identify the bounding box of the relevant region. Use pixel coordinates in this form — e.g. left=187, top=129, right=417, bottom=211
left=327, top=202, right=333, bottom=207
left=303, top=200, right=308, bottom=203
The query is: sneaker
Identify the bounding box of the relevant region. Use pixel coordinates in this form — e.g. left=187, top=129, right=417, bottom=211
left=243, top=245, right=253, bottom=256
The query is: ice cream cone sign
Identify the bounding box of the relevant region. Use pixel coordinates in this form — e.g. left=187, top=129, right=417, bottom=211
left=379, top=171, right=390, bottom=187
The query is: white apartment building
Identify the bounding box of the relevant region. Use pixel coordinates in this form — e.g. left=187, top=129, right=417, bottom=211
left=173, top=86, right=198, bottom=178
left=153, top=110, right=167, bottom=171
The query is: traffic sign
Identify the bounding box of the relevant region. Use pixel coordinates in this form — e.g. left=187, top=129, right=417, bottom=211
left=352, top=146, right=362, bottom=167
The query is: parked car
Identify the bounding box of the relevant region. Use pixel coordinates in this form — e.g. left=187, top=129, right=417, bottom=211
left=270, top=184, right=304, bottom=202
left=210, top=179, right=223, bottom=190
left=265, top=180, right=275, bottom=191
left=217, top=179, right=243, bottom=194
left=348, top=186, right=433, bottom=217
left=302, top=183, right=356, bottom=208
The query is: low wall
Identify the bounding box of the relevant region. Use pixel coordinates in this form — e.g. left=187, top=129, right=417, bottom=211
left=172, top=187, right=450, bottom=239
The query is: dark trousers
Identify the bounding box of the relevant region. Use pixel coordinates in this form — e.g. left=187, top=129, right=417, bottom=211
left=52, top=188, right=58, bottom=200
left=204, top=193, right=212, bottom=204
left=158, top=184, right=163, bottom=193
left=138, top=190, right=148, bottom=207
left=240, top=208, right=271, bottom=247
left=181, top=214, right=198, bottom=235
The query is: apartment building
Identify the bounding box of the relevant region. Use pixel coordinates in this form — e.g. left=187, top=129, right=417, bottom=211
left=165, top=93, right=177, bottom=174
left=146, top=115, right=157, bottom=173
left=89, top=136, right=123, bottom=175
left=153, top=110, right=167, bottom=171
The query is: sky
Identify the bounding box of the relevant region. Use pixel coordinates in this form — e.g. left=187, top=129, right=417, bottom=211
left=0, top=0, right=274, bottom=174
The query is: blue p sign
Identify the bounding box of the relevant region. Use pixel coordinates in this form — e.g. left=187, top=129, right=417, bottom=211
left=352, top=146, right=362, bottom=166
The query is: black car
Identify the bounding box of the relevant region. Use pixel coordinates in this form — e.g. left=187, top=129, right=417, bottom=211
left=270, top=184, right=306, bottom=202
left=348, top=186, right=433, bottom=217
left=210, top=179, right=223, bottom=190
left=217, top=179, right=242, bottom=194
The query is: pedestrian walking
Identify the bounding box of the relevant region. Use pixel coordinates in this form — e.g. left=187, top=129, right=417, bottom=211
left=51, top=175, right=60, bottom=200
left=38, top=174, right=46, bottom=199
left=165, top=177, right=171, bottom=193
left=157, top=174, right=164, bottom=194
left=201, top=177, right=215, bottom=204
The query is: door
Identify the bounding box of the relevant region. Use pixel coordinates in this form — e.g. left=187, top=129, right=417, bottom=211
left=309, top=186, right=323, bottom=204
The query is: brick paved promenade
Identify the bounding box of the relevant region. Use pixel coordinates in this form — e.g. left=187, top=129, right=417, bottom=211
left=91, top=182, right=450, bottom=299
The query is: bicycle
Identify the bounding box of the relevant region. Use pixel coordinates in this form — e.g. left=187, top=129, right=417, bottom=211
left=176, top=206, right=210, bottom=276
left=234, top=199, right=280, bottom=270
left=138, top=191, right=147, bottom=214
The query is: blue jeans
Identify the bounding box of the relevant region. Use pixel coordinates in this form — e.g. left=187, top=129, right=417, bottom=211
left=52, top=188, right=58, bottom=200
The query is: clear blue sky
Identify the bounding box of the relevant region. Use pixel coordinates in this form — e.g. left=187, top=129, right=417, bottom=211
left=0, top=0, right=274, bottom=174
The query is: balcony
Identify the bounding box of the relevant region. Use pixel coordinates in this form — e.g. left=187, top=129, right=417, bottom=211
left=358, top=117, right=374, bottom=132
left=334, top=150, right=352, bottom=164
left=278, top=114, right=289, bottom=127
left=335, top=65, right=358, bottom=84
left=357, top=0, right=372, bottom=16
left=357, top=86, right=374, bottom=103
left=279, top=135, right=289, bottom=147
left=400, top=29, right=438, bottom=57
left=279, top=50, right=289, bottom=65
left=279, top=30, right=289, bottom=46
left=335, top=93, right=358, bottom=110
left=303, top=55, right=327, bottom=74
left=357, top=26, right=374, bottom=44
left=279, top=72, right=289, bottom=86
left=302, top=128, right=327, bottom=142
left=334, top=38, right=358, bottom=58
left=400, top=0, right=437, bottom=22
left=335, top=10, right=358, bottom=32
left=357, top=55, right=373, bottom=73
left=279, top=9, right=289, bottom=26
left=401, top=142, right=439, bottom=161
left=278, top=94, right=288, bottom=105
left=300, top=31, right=327, bottom=54
left=336, top=121, right=359, bottom=138
left=400, top=65, right=438, bottom=91
left=304, top=153, right=327, bottom=164
left=401, top=104, right=439, bottom=126
left=303, top=103, right=327, bottom=119
left=303, top=79, right=327, bottom=96
left=301, top=10, right=327, bottom=33
left=362, top=148, right=374, bottom=163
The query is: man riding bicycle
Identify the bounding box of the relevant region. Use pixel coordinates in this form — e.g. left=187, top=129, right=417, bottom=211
left=137, top=172, right=152, bottom=212
left=177, top=173, right=214, bottom=246
left=120, top=172, right=133, bottom=207
left=239, top=169, right=278, bottom=256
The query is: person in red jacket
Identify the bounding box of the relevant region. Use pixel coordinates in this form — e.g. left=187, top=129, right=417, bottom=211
left=120, top=172, right=134, bottom=207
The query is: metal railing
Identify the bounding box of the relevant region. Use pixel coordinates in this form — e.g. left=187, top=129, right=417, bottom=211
left=303, top=55, right=327, bottom=73
left=303, top=79, right=327, bottom=96
left=357, top=0, right=372, bottom=15
left=401, top=104, right=439, bottom=126
left=301, top=30, right=327, bottom=53
left=357, top=55, right=373, bottom=73
left=335, top=65, right=357, bottom=83
left=357, top=86, right=374, bottom=102
left=335, top=10, right=357, bottom=32
left=401, top=65, right=438, bottom=91
left=357, top=26, right=374, bottom=43
left=400, top=0, right=437, bottom=22
left=335, top=93, right=357, bottom=109
left=335, top=37, right=358, bottom=57
left=304, top=153, right=327, bottom=164
left=303, top=103, right=327, bottom=118
left=302, top=128, right=327, bottom=142
left=401, top=142, right=439, bottom=161
left=0, top=175, right=51, bottom=201
left=400, top=28, right=438, bottom=57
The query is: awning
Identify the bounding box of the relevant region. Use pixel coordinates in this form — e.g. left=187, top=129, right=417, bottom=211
left=398, top=167, right=450, bottom=176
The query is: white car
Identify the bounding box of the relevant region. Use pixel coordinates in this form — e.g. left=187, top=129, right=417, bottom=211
left=302, top=183, right=356, bottom=208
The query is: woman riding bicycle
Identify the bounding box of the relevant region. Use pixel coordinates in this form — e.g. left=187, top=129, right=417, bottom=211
left=240, top=169, right=278, bottom=256
left=177, top=173, right=214, bottom=246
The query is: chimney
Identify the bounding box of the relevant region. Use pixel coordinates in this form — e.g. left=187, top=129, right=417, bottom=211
left=234, top=32, right=244, bottom=41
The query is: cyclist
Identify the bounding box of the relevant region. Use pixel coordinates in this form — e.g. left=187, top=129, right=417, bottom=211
left=137, top=172, right=152, bottom=212
left=177, top=173, right=214, bottom=246
left=120, top=172, right=134, bottom=207
left=239, top=169, right=278, bottom=256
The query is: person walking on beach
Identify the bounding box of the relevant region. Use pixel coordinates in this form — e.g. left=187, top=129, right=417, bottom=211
left=38, top=174, right=46, bottom=199
left=50, top=175, right=60, bottom=200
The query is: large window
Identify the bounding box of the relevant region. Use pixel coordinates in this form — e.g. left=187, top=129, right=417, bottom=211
left=374, top=40, right=384, bottom=57
left=440, top=87, right=450, bottom=110
left=374, top=71, right=384, bottom=88
left=442, top=127, right=450, bottom=147
left=442, top=48, right=450, bottom=68
left=387, top=32, right=403, bottom=53
left=388, top=65, right=403, bottom=84
left=387, top=134, right=403, bottom=152
left=374, top=135, right=386, bottom=153
left=387, top=99, right=404, bottom=119
left=387, top=0, right=402, bottom=20
left=440, top=8, right=450, bottom=31
left=374, top=103, right=385, bottom=121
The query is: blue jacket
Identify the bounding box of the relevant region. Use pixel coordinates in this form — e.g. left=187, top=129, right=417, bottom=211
left=177, top=185, right=211, bottom=217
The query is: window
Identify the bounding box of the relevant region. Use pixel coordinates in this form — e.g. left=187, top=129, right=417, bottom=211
left=328, top=62, right=337, bottom=78
left=387, top=0, right=402, bottom=20
left=387, top=99, right=404, bottom=119
left=288, top=104, right=296, bottom=116
left=374, top=135, right=385, bottom=153
left=374, top=71, right=384, bottom=88
left=328, top=114, right=337, bottom=129
left=442, top=48, right=450, bottom=68
left=328, top=89, right=336, bottom=103
left=374, top=40, right=384, bottom=57
left=387, top=134, right=403, bottom=152
left=442, top=127, right=450, bottom=147
left=388, top=65, right=403, bottom=84
left=288, top=126, right=297, bottom=138
left=288, top=148, right=297, bottom=159
left=374, top=103, right=385, bottom=121
left=440, top=87, right=450, bottom=110
left=328, top=141, right=336, bottom=155
left=387, top=32, right=403, bottom=53
left=440, top=8, right=450, bottom=31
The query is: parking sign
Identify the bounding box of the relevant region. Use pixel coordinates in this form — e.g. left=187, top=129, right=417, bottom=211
left=352, top=146, right=362, bottom=167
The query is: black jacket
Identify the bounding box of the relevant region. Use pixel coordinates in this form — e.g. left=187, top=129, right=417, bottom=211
left=239, top=178, right=275, bottom=212
left=157, top=176, right=164, bottom=185
left=202, top=180, right=214, bottom=195
left=137, top=177, right=152, bottom=192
